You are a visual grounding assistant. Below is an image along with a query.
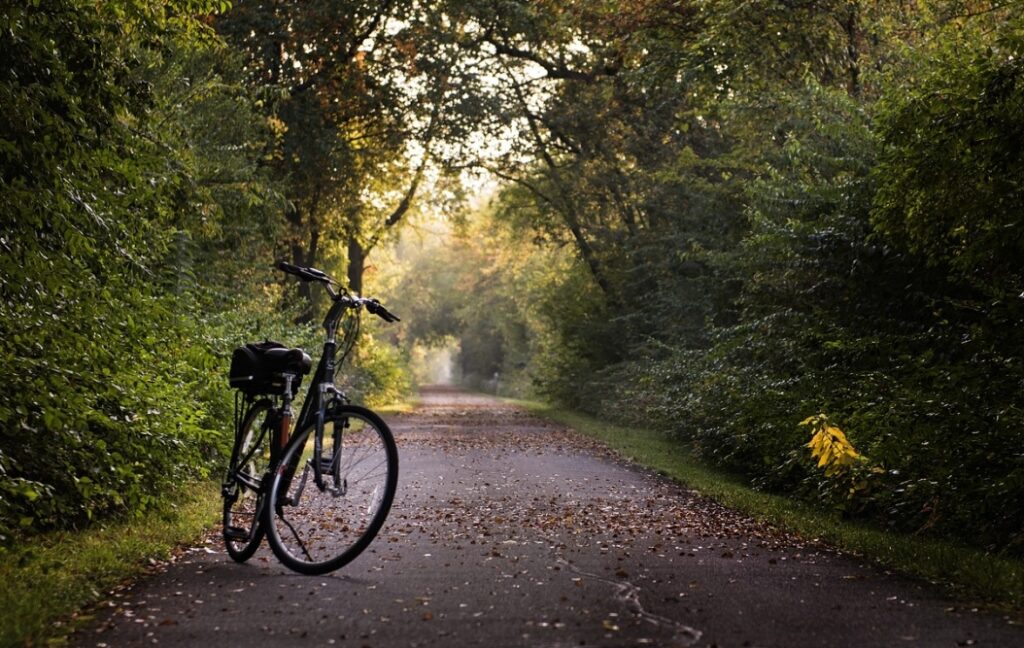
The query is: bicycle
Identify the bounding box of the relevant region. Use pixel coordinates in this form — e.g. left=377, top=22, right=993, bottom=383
left=221, top=261, right=400, bottom=575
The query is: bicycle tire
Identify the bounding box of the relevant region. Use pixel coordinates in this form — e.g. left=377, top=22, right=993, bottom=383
left=223, top=399, right=272, bottom=562
left=264, top=405, right=398, bottom=575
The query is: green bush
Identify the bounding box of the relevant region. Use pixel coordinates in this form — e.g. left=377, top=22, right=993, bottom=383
left=463, top=19, right=1024, bottom=554
left=0, top=0, right=286, bottom=542
left=340, top=332, right=414, bottom=408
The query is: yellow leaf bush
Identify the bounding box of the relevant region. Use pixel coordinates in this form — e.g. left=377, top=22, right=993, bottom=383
left=801, top=414, right=861, bottom=478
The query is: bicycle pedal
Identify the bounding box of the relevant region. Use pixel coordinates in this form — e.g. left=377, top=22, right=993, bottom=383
left=224, top=526, right=250, bottom=541
left=317, top=457, right=334, bottom=472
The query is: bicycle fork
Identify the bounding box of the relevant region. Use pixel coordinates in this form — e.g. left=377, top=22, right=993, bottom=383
left=289, top=427, right=346, bottom=504
left=311, top=383, right=346, bottom=496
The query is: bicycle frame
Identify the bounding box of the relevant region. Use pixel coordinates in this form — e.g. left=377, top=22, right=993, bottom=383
left=275, top=294, right=360, bottom=497
left=223, top=261, right=400, bottom=572
left=294, top=296, right=351, bottom=432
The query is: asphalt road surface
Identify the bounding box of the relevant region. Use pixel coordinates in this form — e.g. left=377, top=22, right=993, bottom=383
left=74, top=386, right=1024, bottom=647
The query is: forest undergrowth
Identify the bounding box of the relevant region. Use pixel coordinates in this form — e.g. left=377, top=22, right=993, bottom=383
left=4, top=0, right=1024, bottom=569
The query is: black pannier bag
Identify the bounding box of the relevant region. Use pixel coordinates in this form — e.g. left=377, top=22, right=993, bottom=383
left=229, top=340, right=312, bottom=396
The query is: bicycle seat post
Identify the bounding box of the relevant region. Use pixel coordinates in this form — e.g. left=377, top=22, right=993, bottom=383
left=280, top=373, right=295, bottom=450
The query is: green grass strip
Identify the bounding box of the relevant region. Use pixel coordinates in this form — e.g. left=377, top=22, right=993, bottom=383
left=513, top=399, right=1024, bottom=612
left=0, top=481, right=220, bottom=647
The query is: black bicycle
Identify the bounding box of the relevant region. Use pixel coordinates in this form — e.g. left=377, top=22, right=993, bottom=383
left=221, top=261, right=400, bottom=575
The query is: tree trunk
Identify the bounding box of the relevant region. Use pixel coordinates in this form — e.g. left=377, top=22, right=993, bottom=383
left=844, top=3, right=861, bottom=98
left=285, top=204, right=320, bottom=323
left=347, top=237, right=365, bottom=296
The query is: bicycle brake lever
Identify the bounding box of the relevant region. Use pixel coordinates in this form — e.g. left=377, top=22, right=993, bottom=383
left=364, top=299, right=401, bottom=323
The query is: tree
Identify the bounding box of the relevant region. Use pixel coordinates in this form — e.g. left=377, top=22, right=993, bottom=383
left=216, top=0, right=464, bottom=314
left=0, top=0, right=284, bottom=539
left=873, top=17, right=1024, bottom=303
left=394, top=0, right=1024, bottom=552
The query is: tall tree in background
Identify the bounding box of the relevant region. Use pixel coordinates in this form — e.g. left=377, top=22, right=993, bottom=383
left=216, top=0, right=470, bottom=312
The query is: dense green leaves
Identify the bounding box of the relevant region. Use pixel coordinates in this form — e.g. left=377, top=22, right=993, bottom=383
left=394, top=0, right=1024, bottom=554
left=1, top=0, right=426, bottom=542
left=873, top=25, right=1024, bottom=296
left=5, top=0, right=1024, bottom=557
left=0, top=0, right=287, bottom=541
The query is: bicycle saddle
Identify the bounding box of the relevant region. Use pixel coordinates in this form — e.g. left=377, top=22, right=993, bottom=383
left=262, top=347, right=313, bottom=375
left=229, top=341, right=313, bottom=396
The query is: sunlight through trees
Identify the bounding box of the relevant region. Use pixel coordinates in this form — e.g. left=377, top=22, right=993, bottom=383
left=3, top=0, right=1023, bottom=555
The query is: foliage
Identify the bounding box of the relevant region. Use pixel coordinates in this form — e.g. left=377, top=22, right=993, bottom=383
left=5, top=0, right=1024, bottom=564
left=214, top=0, right=472, bottom=305
left=385, top=209, right=568, bottom=397
left=0, top=0, right=286, bottom=541
left=872, top=21, right=1024, bottom=299
left=1, top=0, right=422, bottom=545
left=801, top=414, right=861, bottom=477
left=400, top=0, right=1024, bottom=555
left=339, top=331, right=413, bottom=408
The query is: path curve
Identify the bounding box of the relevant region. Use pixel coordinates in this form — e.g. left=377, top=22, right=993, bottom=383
left=73, top=386, right=1024, bottom=647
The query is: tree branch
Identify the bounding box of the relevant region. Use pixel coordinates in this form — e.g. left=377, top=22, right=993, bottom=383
left=480, top=30, right=619, bottom=83
left=506, top=71, right=616, bottom=298
left=290, top=1, right=394, bottom=96
left=482, top=165, right=559, bottom=209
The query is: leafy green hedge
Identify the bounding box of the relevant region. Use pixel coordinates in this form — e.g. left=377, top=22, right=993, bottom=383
left=570, top=26, right=1024, bottom=553
left=0, top=0, right=289, bottom=542
left=419, top=6, right=1024, bottom=555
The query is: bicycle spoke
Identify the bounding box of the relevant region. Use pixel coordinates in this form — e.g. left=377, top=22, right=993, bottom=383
left=334, top=445, right=380, bottom=475
left=350, top=468, right=389, bottom=484
left=265, top=407, right=397, bottom=574
left=278, top=512, right=314, bottom=562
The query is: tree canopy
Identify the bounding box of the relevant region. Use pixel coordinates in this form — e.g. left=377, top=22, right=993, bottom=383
left=3, top=0, right=1024, bottom=556
left=388, top=0, right=1024, bottom=553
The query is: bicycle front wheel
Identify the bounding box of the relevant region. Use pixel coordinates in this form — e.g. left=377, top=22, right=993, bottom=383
left=265, top=405, right=398, bottom=575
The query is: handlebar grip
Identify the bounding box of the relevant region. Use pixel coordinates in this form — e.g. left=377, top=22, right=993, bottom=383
left=275, top=260, right=328, bottom=283
left=365, top=299, right=401, bottom=323
left=276, top=260, right=307, bottom=278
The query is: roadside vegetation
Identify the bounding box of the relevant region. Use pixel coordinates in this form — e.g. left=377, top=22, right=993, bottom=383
left=1, top=0, right=418, bottom=547
left=519, top=401, right=1024, bottom=611
left=0, top=483, right=219, bottom=647
left=3, top=1, right=1024, bottom=642
left=391, top=1, right=1024, bottom=562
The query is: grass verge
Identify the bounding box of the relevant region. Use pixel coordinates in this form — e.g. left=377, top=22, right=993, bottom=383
left=513, top=399, right=1024, bottom=613
left=0, top=481, right=220, bottom=647
left=375, top=397, right=420, bottom=415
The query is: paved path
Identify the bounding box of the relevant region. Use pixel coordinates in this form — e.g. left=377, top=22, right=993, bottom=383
left=75, top=387, right=1024, bottom=647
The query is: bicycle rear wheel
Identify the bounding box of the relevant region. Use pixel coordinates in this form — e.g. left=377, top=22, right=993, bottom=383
left=265, top=405, right=398, bottom=575
left=223, top=399, right=272, bottom=562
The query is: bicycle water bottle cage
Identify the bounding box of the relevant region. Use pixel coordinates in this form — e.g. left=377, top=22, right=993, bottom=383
left=229, top=340, right=312, bottom=396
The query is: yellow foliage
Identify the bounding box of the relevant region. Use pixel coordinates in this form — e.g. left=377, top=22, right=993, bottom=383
left=800, top=414, right=861, bottom=477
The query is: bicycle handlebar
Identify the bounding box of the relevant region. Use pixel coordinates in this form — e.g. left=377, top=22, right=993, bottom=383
left=275, top=261, right=400, bottom=323
left=276, top=261, right=332, bottom=283
left=364, top=298, right=401, bottom=323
